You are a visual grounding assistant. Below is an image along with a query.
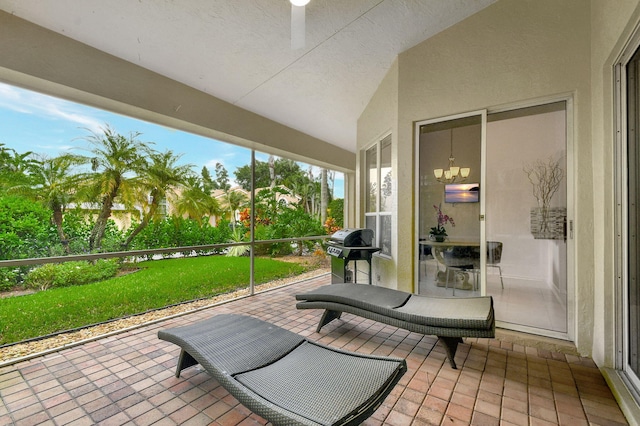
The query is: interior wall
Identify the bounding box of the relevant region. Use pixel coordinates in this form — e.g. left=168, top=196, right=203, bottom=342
left=0, top=10, right=355, bottom=173
left=486, top=109, right=567, bottom=288
left=419, top=124, right=481, bottom=241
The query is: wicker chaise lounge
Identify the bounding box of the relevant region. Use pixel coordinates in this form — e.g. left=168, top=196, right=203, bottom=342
left=295, top=284, right=495, bottom=369
left=158, top=313, right=407, bottom=426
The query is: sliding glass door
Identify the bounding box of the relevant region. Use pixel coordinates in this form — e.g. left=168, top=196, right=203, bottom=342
left=416, top=113, right=484, bottom=298
left=486, top=102, right=569, bottom=337
left=622, top=41, right=640, bottom=393
left=416, top=103, right=571, bottom=338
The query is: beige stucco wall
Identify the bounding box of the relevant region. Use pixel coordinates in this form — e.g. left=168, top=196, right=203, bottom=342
left=589, top=0, right=640, bottom=372
left=359, top=0, right=595, bottom=345
left=591, top=0, right=640, bottom=416
left=0, top=10, right=355, bottom=173
left=356, top=59, right=399, bottom=288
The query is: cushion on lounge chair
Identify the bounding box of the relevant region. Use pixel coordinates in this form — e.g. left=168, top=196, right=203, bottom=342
left=158, top=313, right=406, bottom=426
left=296, top=284, right=495, bottom=369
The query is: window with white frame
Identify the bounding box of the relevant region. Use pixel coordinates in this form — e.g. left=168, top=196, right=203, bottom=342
left=364, top=134, right=392, bottom=257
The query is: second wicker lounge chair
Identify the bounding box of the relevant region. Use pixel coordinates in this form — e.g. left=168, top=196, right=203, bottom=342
left=296, top=283, right=495, bottom=369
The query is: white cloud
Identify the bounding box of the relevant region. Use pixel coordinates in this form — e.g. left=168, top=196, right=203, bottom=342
left=0, top=82, right=104, bottom=133
left=205, top=159, right=221, bottom=168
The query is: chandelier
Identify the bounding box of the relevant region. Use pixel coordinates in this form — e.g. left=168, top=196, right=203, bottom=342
left=433, top=128, right=470, bottom=183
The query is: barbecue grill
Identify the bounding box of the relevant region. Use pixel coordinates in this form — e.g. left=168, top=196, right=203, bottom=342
left=326, top=228, right=380, bottom=284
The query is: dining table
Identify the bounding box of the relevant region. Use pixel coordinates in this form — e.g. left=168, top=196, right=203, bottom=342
left=419, top=239, right=481, bottom=291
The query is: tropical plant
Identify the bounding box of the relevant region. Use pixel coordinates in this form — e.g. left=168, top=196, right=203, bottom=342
left=0, top=195, right=60, bottom=289
left=430, top=204, right=455, bottom=238
left=122, top=150, right=192, bottom=248
left=327, top=198, right=344, bottom=228
left=0, top=144, right=37, bottom=192
left=269, top=206, right=324, bottom=255
left=226, top=226, right=250, bottom=257
left=9, top=154, right=83, bottom=252
left=223, top=189, right=248, bottom=229
left=0, top=195, right=58, bottom=259
left=235, top=157, right=306, bottom=191
left=128, top=216, right=229, bottom=254
left=288, top=171, right=317, bottom=215
left=173, top=175, right=221, bottom=225
left=75, top=125, right=148, bottom=251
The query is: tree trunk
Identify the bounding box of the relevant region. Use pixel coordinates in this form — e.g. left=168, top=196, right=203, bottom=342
left=89, top=186, right=118, bottom=251
left=122, top=198, right=158, bottom=248
left=52, top=206, right=70, bottom=254
left=268, top=155, right=276, bottom=188
left=321, top=168, right=329, bottom=224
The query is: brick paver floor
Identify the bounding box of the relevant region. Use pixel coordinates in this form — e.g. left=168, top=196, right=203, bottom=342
left=0, top=274, right=629, bottom=425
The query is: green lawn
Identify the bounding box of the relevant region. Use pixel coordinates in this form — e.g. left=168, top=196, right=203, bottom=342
left=0, top=256, right=308, bottom=345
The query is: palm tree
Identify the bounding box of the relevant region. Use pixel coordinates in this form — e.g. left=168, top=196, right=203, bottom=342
left=223, top=189, right=248, bottom=229
left=122, top=150, right=192, bottom=248
left=11, top=154, right=83, bottom=252
left=77, top=125, right=147, bottom=251
left=173, top=175, right=221, bottom=225
left=0, top=144, right=37, bottom=192
left=320, top=168, right=329, bottom=224
left=288, top=172, right=316, bottom=215
left=2, top=155, right=79, bottom=253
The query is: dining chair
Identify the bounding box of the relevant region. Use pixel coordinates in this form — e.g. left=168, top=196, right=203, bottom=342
left=487, top=241, right=504, bottom=288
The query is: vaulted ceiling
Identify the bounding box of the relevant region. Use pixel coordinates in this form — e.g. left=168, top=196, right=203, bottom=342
left=0, top=0, right=494, bottom=152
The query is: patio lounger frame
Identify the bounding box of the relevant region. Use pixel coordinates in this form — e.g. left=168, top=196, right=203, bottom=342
left=295, top=284, right=495, bottom=369
left=158, top=313, right=406, bottom=426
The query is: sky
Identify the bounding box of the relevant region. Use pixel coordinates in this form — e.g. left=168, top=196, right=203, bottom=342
left=0, top=82, right=343, bottom=197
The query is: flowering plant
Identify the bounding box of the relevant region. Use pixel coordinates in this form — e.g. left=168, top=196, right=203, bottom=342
left=430, top=204, right=455, bottom=236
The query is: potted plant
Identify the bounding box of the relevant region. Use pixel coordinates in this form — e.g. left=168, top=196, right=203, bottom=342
left=430, top=204, right=455, bottom=242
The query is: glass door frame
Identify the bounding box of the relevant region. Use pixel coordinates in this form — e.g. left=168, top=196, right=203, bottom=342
left=487, top=97, right=575, bottom=340
left=414, top=110, right=488, bottom=294
left=415, top=101, right=575, bottom=341
left=615, top=29, right=640, bottom=393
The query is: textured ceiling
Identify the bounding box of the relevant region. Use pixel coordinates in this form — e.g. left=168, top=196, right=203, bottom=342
left=0, top=0, right=494, bottom=152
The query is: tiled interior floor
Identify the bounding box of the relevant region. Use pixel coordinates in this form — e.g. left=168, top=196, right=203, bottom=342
left=419, top=259, right=567, bottom=334
left=0, top=274, right=629, bottom=425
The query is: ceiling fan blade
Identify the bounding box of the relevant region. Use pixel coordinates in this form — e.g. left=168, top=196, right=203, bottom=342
left=291, top=4, right=305, bottom=50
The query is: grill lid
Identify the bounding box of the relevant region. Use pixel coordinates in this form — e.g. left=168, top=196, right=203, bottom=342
left=329, top=228, right=374, bottom=247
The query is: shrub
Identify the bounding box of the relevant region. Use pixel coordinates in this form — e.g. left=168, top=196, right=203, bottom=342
left=24, top=259, right=121, bottom=291
left=60, top=209, right=93, bottom=254
left=0, top=267, right=19, bottom=292
left=0, top=196, right=58, bottom=260
left=128, top=216, right=231, bottom=255
left=226, top=227, right=250, bottom=257
left=327, top=198, right=344, bottom=228
left=268, top=207, right=324, bottom=256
